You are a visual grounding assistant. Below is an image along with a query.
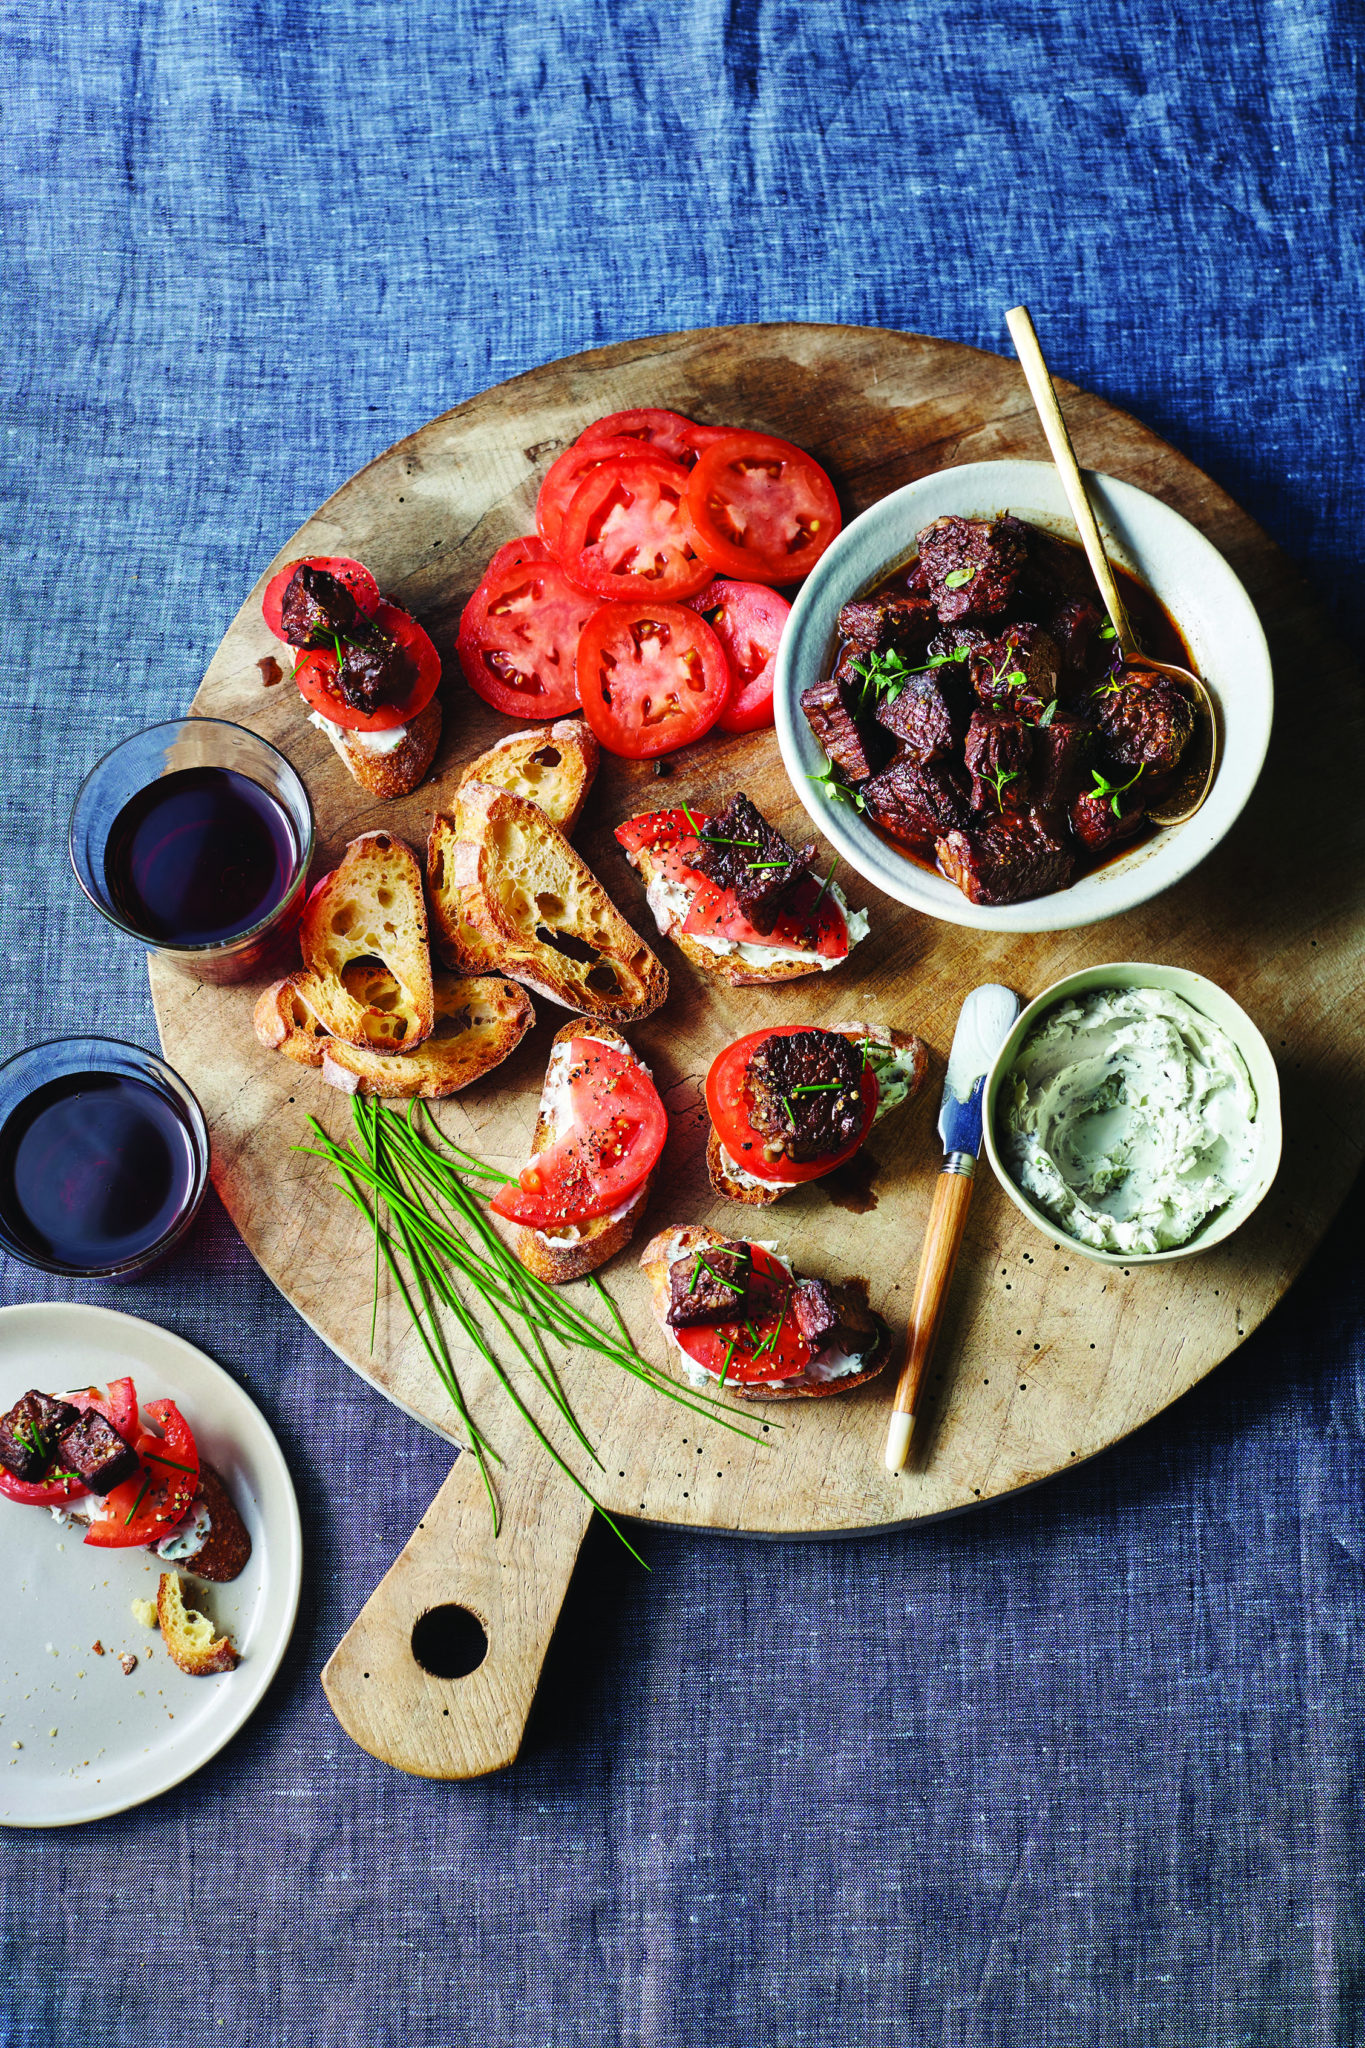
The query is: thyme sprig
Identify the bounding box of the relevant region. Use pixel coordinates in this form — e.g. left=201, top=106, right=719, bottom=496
left=809, top=758, right=866, bottom=811
left=982, top=765, right=1020, bottom=814
left=1086, top=763, right=1145, bottom=816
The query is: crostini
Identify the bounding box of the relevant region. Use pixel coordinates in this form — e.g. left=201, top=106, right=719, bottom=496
left=298, top=831, right=435, bottom=1052
left=262, top=554, right=443, bottom=800
left=640, top=1226, right=896, bottom=1400
left=427, top=783, right=668, bottom=1024
left=489, top=1018, right=665, bottom=1283
left=615, top=792, right=869, bottom=987
left=254, top=965, right=534, bottom=1100
left=705, top=1022, right=929, bottom=1206
left=456, top=716, right=600, bottom=835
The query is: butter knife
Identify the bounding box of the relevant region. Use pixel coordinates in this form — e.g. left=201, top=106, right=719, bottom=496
left=884, top=983, right=1020, bottom=1473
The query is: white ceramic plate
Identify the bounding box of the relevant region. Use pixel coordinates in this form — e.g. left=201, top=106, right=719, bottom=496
left=774, top=459, right=1274, bottom=933
left=0, top=1304, right=302, bottom=1828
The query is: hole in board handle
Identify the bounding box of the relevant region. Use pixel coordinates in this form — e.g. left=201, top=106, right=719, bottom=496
left=411, top=1604, right=489, bottom=1680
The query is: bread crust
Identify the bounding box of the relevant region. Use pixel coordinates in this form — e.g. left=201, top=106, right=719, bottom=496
left=174, top=1463, right=253, bottom=1583
left=429, top=785, right=668, bottom=1023
left=506, top=1018, right=653, bottom=1283
left=706, top=1023, right=930, bottom=1204
left=299, top=831, right=435, bottom=1052
left=624, top=838, right=834, bottom=986
left=455, top=717, right=600, bottom=835
left=312, top=696, right=443, bottom=800
left=639, top=1225, right=897, bottom=1401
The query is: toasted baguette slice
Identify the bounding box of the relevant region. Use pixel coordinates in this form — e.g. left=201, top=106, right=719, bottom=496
left=640, top=1226, right=896, bottom=1402
left=707, top=1023, right=930, bottom=1207
left=456, top=717, right=599, bottom=834
left=170, top=1464, right=253, bottom=1584
left=506, top=1018, right=654, bottom=1284
left=299, top=832, right=434, bottom=1052
left=255, top=967, right=533, bottom=1099
left=156, top=1571, right=239, bottom=1676
left=429, top=784, right=668, bottom=1023
left=426, top=809, right=501, bottom=974
left=624, top=835, right=861, bottom=987
left=310, top=696, right=442, bottom=800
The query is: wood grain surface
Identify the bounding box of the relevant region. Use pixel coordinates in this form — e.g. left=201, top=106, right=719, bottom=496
left=147, top=324, right=1365, bottom=1772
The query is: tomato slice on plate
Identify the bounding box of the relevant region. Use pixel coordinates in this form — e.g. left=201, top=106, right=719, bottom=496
left=685, top=432, right=842, bottom=585
left=84, top=1397, right=200, bottom=1550
left=536, top=437, right=647, bottom=558
left=576, top=408, right=730, bottom=470
left=0, top=1377, right=140, bottom=1508
left=294, top=600, right=441, bottom=732
left=686, top=578, right=791, bottom=732
left=578, top=603, right=729, bottom=759
left=672, top=1245, right=811, bottom=1384
left=559, top=454, right=711, bottom=602
left=490, top=1040, right=667, bottom=1230
left=457, top=548, right=597, bottom=719
left=705, top=1026, right=877, bottom=1183
left=262, top=556, right=381, bottom=643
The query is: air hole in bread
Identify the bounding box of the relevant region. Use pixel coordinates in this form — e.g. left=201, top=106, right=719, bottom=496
left=331, top=905, right=358, bottom=936
left=536, top=925, right=602, bottom=966
left=586, top=962, right=620, bottom=995
left=530, top=746, right=561, bottom=768
left=431, top=852, right=446, bottom=889
left=431, top=1011, right=470, bottom=1041
left=342, top=957, right=403, bottom=1010
left=536, top=892, right=566, bottom=920
left=376, top=887, right=394, bottom=908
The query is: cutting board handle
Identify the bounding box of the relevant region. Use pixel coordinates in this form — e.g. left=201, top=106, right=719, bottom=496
left=321, top=1447, right=596, bottom=1779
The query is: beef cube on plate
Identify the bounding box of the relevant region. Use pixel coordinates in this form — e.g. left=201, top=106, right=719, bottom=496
left=861, top=752, right=971, bottom=848
left=1092, top=669, right=1196, bottom=775
left=1030, top=712, right=1091, bottom=815
left=964, top=710, right=1032, bottom=812
left=914, top=515, right=1029, bottom=623
left=970, top=622, right=1061, bottom=720
left=279, top=564, right=363, bottom=647
left=836, top=593, right=936, bottom=664
left=746, top=1030, right=865, bottom=1164
left=793, top=1277, right=881, bottom=1354
left=876, top=662, right=971, bottom=762
left=57, top=1409, right=139, bottom=1495
left=695, top=794, right=815, bottom=935
left=800, top=675, right=892, bottom=784
left=0, top=1389, right=81, bottom=1483
left=667, top=1244, right=753, bottom=1328
left=936, top=811, right=1076, bottom=906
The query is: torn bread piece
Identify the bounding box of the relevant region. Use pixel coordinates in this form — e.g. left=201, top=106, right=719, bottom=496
left=640, top=1225, right=897, bottom=1401
left=455, top=717, right=599, bottom=835
left=428, top=784, right=667, bottom=1023
left=298, top=831, right=434, bottom=1052
left=156, top=1571, right=239, bottom=1676
left=504, top=1018, right=655, bottom=1285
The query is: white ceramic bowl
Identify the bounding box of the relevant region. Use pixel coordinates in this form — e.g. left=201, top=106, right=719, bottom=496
left=773, top=460, right=1274, bottom=933
left=981, top=961, right=1282, bottom=1266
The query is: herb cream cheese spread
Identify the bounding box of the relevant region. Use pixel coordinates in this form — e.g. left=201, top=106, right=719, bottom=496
left=1001, top=987, right=1258, bottom=1255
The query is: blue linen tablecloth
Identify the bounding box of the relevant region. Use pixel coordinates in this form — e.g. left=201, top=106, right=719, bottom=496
left=4, top=3, right=1364, bottom=2042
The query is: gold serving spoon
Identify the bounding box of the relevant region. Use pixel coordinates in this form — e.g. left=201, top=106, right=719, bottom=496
left=1005, top=304, right=1217, bottom=826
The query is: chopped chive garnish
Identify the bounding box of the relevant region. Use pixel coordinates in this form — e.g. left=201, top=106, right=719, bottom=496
left=141, top=1451, right=197, bottom=1476
left=123, top=1471, right=154, bottom=1527
left=810, top=859, right=836, bottom=912
left=718, top=1335, right=738, bottom=1389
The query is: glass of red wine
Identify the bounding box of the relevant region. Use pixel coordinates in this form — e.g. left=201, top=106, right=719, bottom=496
left=0, top=1038, right=210, bottom=1279
left=69, top=719, right=313, bottom=984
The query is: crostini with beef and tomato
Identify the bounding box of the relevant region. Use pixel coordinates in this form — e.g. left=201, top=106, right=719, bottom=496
left=704, top=1021, right=929, bottom=1206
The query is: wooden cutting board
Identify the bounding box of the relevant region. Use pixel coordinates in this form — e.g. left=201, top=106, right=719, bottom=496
left=150, top=324, right=1365, bottom=1778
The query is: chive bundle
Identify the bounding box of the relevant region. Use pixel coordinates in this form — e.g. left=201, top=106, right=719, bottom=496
left=298, top=1097, right=773, bottom=1559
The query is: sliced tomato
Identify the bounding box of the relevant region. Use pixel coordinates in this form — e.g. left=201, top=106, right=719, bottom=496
left=686, top=578, right=791, bottom=732
left=0, top=1378, right=139, bottom=1507
left=490, top=1040, right=667, bottom=1230
left=536, top=437, right=646, bottom=558
left=685, top=432, right=842, bottom=585
left=457, top=549, right=597, bottom=719
left=294, top=600, right=441, bottom=732
left=705, top=1026, right=877, bottom=1184
left=485, top=535, right=553, bottom=579
left=262, top=556, right=381, bottom=643
left=682, top=869, right=849, bottom=960
left=559, top=454, right=711, bottom=602
left=576, top=408, right=730, bottom=470
left=613, top=807, right=712, bottom=859
left=84, top=1398, right=200, bottom=1550
left=577, top=602, right=728, bottom=759
left=672, top=1245, right=810, bottom=1384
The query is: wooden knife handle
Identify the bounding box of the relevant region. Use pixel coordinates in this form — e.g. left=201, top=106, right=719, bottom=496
left=885, top=1166, right=976, bottom=1469
left=322, top=1446, right=595, bottom=1779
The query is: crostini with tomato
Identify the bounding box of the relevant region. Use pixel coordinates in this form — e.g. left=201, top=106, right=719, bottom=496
left=640, top=1226, right=896, bottom=1401
left=489, top=1019, right=667, bottom=1283
left=262, top=554, right=443, bottom=799
left=705, top=1021, right=929, bottom=1206
left=0, top=1379, right=252, bottom=1585
left=615, top=792, right=869, bottom=988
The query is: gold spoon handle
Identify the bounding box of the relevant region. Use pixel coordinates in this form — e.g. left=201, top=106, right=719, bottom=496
left=1005, top=305, right=1137, bottom=659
